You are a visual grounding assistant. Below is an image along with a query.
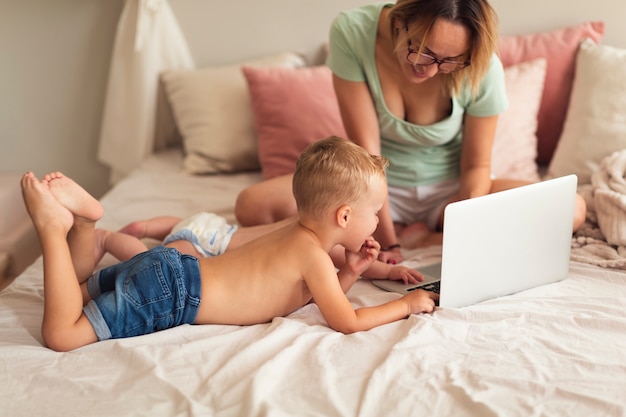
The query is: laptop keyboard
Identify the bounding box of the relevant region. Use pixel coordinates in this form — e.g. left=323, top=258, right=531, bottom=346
left=408, top=281, right=440, bottom=294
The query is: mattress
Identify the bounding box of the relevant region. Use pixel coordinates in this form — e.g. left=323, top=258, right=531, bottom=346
left=1, top=149, right=626, bottom=417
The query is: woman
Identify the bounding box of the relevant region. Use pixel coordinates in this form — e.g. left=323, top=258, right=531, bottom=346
left=235, top=0, right=586, bottom=263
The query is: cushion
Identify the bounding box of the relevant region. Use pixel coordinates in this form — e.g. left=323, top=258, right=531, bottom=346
left=243, top=65, right=347, bottom=179
left=161, top=52, right=305, bottom=174
left=245, top=61, right=545, bottom=182
left=548, top=38, right=626, bottom=184
left=499, top=21, right=605, bottom=164
left=491, top=58, right=547, bottom=182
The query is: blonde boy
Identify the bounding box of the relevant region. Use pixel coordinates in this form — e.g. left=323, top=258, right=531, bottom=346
left=21, top=137, right=438, bottom=352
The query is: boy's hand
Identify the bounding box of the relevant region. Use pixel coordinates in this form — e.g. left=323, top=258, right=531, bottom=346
left=344, top=237, right=380, bottom=276
left=388, top=265, right=424, bottom=284
left=402, top=289, right=439, bottom=314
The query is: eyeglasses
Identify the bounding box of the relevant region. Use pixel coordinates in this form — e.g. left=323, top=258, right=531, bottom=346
left=406, top=38, right=470, bottom=73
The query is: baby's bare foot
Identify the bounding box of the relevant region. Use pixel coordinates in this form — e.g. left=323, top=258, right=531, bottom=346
left=21, top=172, right=73, bottom=234
left=43, top=172, right=103, bottom=222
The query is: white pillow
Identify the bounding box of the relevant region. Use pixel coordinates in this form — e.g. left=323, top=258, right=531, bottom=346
left=161, top=52, right=305, bottom=174
left=548, top=38, right=626, bottom=184
left=491, top=58, right=546, bottom=181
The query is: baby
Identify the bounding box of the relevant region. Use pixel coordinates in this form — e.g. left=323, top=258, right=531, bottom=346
left=95, top=212, right=424, bottom=284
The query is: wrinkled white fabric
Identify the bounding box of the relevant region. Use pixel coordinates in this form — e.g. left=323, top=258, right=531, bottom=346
left=2, top=151, right=626, bottom=417
left=98, top=0, right=194, bottom=183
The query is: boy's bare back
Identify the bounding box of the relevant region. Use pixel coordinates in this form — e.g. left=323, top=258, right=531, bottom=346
left=194, top=220, right=334, bottom=325
left=188, top=137, right=438, bottom=334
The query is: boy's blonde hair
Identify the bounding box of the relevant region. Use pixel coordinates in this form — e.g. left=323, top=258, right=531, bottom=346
left=293, top=137, right=388, bottom=220
left=389, top=0, right=499, bottom=97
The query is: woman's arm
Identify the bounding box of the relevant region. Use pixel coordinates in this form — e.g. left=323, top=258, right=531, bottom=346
left=458, top=113, right=499, bottom=201
left=333, top=75, right=401, bottom=260
left=333, top=75, right=381, bottom=154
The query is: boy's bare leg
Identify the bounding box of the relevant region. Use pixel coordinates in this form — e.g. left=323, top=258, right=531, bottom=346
left=21, top=172, right=97, bottom=351
left=43, top=172, right=103, bottom=282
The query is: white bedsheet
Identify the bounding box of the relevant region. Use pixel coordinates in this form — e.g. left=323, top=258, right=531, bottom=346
left=2, top=150, right=626, bottom=417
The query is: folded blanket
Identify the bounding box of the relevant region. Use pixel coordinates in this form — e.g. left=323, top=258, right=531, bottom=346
left=571, top=223, right=626, bottom=269
left=570, top=150, right=626, bottom=269
left=592, top=149, right=626, bottom=246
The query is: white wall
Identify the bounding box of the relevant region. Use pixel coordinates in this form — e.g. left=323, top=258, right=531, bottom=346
left=491, top=0, right=626, bottom=47
left=1, top=0, right=624, bottom=200
left=1, top=0, right=123, bottom=198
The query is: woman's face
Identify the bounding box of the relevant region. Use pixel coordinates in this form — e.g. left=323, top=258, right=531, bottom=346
left=398, top=18, right=471, bottom=83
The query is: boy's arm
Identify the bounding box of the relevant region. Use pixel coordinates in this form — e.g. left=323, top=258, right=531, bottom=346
left=308, top=261, right=437, bottom=334
left=306, top=247, right=437, bottom=334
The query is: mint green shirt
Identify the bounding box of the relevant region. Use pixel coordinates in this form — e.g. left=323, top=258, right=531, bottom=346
left=326, top=3, right=508, bottom=187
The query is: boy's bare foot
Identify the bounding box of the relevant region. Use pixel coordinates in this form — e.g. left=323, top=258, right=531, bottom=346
left=21, top=172, right=73, bottom=234
left=42, top=172, right=103, bottom=221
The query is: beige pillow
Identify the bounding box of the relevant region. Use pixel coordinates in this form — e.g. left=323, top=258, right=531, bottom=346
left=161, top=52, right=305, bottom=174
left=498, top=22, right=605, bottom=164
left=548, top=38, right=626, bottom=184
left=491, top=58, right=546, bottom=181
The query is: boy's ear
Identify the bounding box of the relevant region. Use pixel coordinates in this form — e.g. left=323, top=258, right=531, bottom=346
left=336, top=205, right=352, bottom=228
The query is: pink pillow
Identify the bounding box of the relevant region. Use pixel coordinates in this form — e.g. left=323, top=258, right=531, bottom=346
left=242, top=65, right=347, bottom=179
left=499, top=21, right=605, bottom=164
left=491, top=58, right=546, bottom=182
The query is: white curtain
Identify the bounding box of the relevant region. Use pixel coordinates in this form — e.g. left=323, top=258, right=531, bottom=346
left=98, top=0, right=194, bottom=184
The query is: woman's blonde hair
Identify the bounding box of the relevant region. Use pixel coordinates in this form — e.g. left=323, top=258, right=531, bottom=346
left=293, top=137, right=388, bottom=220
left=389, top=0, right=499, bottom=97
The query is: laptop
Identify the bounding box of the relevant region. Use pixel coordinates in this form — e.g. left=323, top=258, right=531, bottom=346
left=372, top=175, right=578, bottom=308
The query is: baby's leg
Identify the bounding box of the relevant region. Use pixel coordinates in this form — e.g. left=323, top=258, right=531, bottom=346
left=94, top=228, right=149, bottom=263
left=43, top=172, right=103, bottom=282
left=21, top=172, right=97, bottom=351
left=119, top=216, right=182, bottom=240
left=228, top=216, right=297, bottom=250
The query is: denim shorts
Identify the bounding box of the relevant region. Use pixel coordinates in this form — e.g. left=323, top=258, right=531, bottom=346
left=83, top=246, right=202, bottom=340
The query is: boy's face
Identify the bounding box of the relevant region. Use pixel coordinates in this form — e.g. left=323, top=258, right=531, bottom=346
left=344, top=176, right=387, bottom=251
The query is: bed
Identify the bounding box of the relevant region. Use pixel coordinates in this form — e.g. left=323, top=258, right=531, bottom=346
left=2, top=1, right=626, bottom=416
